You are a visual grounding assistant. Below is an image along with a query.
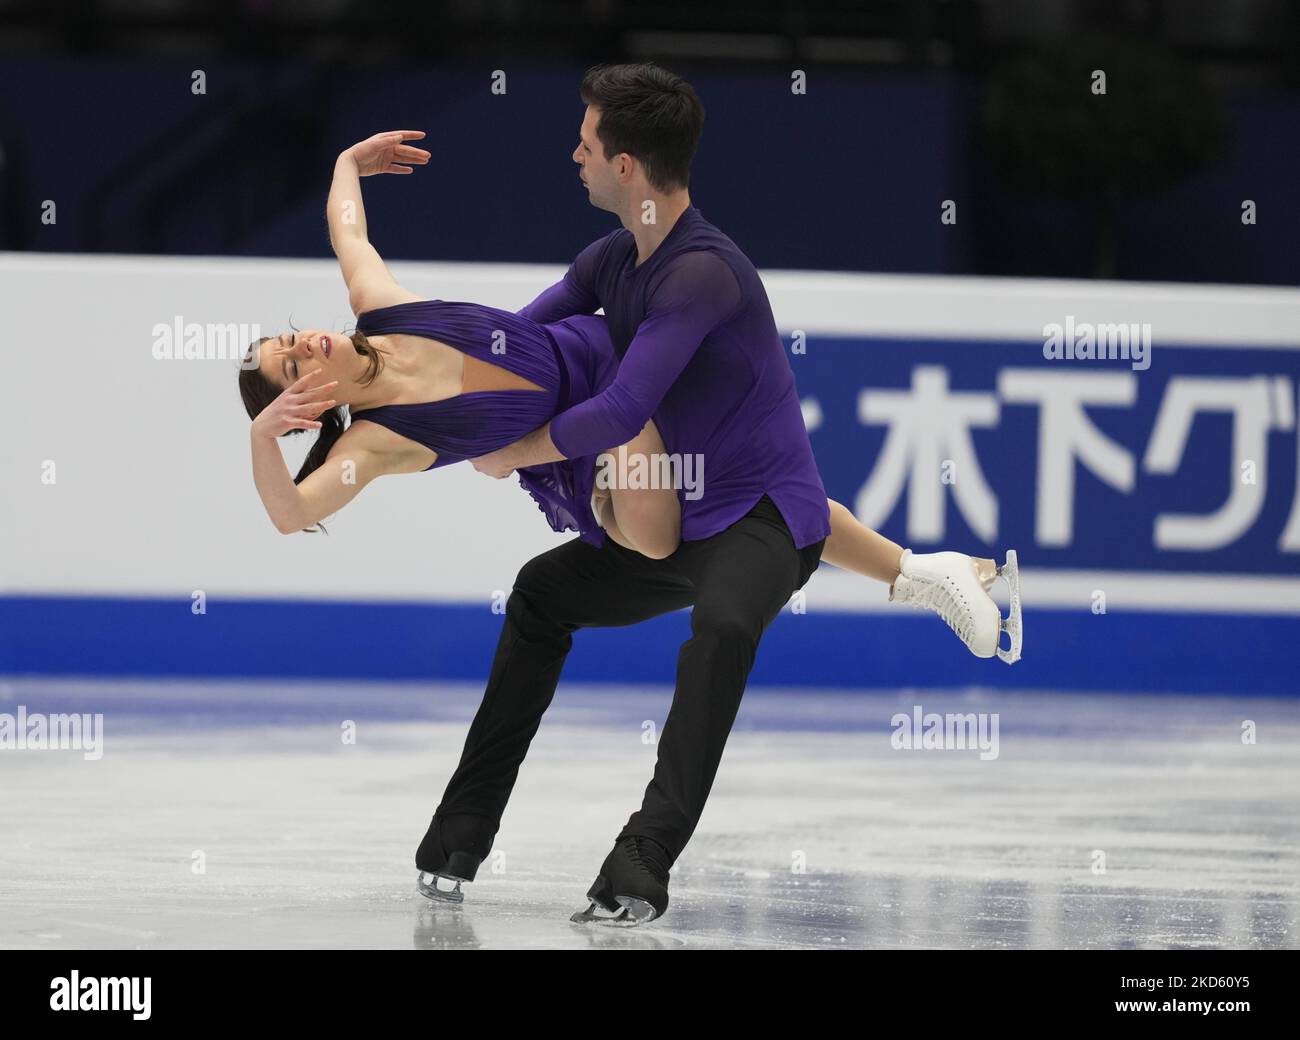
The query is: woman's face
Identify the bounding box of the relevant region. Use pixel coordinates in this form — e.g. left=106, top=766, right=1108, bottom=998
left=257, top=329, right=346, bottom=392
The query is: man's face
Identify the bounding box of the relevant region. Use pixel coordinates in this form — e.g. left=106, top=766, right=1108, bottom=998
left=572, top=105, right=623, bottom=212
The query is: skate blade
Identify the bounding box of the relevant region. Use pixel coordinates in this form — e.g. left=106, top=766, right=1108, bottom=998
left=416, top=870, right=466, bottom=905
left=995, top=549, right=1023, bottom=665
left=569, top=895, right=657, bottom=927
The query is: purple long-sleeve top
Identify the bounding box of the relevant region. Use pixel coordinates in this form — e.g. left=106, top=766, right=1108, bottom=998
left=520, top=205, right=830, bottom=549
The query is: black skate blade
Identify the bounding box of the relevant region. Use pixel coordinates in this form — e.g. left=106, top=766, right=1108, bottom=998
left=569, top=895, right=657, bottom=927
left=416, top=870, right=466, bottom=905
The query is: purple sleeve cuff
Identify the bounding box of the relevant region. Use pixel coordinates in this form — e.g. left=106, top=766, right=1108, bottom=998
left=548, top=416, right=577, bottom=460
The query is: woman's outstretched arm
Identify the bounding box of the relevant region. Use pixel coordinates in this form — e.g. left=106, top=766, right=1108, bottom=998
left=326, top=131, right=429, bottom=315
left=821, top=499, right=904, bottom=585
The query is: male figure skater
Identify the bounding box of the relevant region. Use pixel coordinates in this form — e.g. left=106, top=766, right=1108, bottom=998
left=415, top=63, right=832, bottom=925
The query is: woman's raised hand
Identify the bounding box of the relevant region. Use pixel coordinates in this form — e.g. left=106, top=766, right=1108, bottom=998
left=347, top=131, right=430, bottom=176
left=251, top=368, right=340, bottom=439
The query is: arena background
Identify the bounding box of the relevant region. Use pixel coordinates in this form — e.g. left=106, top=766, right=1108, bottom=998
left=2, top=1, right=1298, bottom=697
left=1, top=0, right=1298, bottom=955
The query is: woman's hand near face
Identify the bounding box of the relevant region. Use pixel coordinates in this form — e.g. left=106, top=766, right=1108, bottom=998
left=250, top=367, right=339, bottom=440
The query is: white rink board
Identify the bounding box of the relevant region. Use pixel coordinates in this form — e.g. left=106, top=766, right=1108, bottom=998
left=3, top=252, right=1299, bottom=608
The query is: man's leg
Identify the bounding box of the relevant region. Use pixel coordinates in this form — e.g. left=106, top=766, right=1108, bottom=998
left=617, top=496, right=825, bottom=863
left=422, top=535, right=694, bottom=868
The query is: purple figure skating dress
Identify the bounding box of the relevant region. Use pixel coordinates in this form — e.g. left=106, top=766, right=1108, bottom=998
left=350, top=300, right=618, bottom=545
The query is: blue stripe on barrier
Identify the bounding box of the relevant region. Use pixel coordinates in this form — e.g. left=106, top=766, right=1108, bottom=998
left=0, top=595, right=1296, bottom=696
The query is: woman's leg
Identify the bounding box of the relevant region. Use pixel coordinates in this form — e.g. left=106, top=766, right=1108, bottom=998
left=592, top=485, right=636, bottom=552
left=822, top=499, right=905, bottom=585
left=595, top=420, right=681, bottom=560
left=823, top=499, right=1020, bottom=661
left=599, top=481, right=901, bottom=574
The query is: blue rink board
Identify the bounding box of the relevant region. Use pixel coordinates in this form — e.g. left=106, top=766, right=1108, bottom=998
left=1, top=595, right=1296, bottom=697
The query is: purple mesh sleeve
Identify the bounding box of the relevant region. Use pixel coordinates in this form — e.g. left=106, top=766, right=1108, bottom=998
left=517, top=239, right=603, bottom=323
left=549, top=251, right=742, bottom=459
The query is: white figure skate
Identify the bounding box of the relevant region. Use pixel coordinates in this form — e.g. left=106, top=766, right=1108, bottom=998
left=890, top=549, right=1022, bottom=663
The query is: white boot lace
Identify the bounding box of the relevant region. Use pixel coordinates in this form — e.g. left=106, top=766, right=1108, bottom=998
left=901, top=576, right=976, bottom=648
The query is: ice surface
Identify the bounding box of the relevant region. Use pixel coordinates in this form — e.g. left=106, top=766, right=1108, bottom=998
left=0, top=679, right=1296, bottom=949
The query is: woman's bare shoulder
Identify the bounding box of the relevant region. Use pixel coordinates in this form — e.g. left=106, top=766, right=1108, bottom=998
left=352, top=283, right=425, bottom=316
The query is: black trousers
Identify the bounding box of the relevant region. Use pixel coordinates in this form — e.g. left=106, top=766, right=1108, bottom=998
left=434, top=495, right=825, bottom=864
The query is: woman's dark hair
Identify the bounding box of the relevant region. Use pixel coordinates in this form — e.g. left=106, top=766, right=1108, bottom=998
left=580, top=62, right=705, bottom=193
left=238, top=329, right=386, bottom=533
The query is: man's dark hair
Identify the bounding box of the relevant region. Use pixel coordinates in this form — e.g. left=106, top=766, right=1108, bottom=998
left=580, top=63, right=705, bottom=193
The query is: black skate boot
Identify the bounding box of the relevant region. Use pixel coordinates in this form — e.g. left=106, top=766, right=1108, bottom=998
left=570, top=835, right=671, bottom=926
left=415, top=813, right=495, bottom=904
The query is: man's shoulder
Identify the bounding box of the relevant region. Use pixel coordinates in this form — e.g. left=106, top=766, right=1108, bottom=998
left=669, top=212, right=756, bottom=277
left=576, top=225, right=635, bottom=269
left=655, top=230, right=754, bottom=296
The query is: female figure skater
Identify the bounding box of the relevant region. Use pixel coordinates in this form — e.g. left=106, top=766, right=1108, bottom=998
left=239, top=132, right=1020, bottom=661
